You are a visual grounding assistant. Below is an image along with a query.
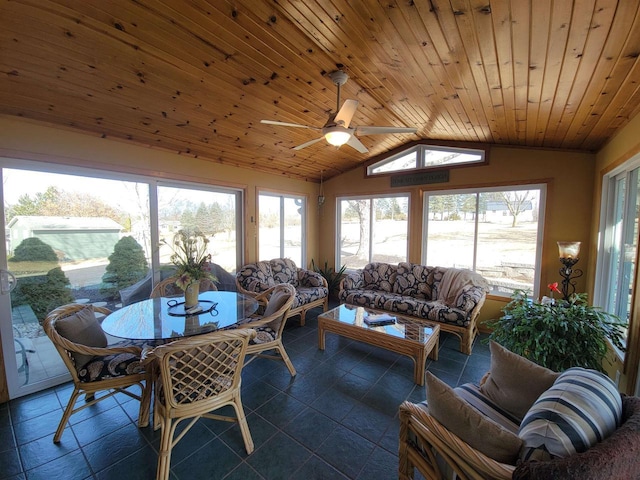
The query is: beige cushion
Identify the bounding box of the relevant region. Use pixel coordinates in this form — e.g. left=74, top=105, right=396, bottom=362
left=56, top=306, right=108, bottom=369
left=480, top=341, right=559, bottom=421
left=425, top=372, right=523, bottom=464
left=263, top=287, right=291, bottom=317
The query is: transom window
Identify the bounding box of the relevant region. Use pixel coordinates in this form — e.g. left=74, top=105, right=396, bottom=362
left=422, top=186, right=546, bottom=298
left=367, top=144, right=486, bottom=176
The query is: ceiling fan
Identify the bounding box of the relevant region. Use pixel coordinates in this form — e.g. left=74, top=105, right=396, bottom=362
left=261, top=71, right=418, bottom=153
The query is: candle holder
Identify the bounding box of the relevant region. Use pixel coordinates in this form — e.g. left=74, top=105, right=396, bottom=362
left=557, top=241, right=583, bottom=301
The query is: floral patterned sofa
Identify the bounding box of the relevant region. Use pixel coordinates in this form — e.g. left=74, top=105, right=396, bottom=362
left=236, top=258, right=328, bottom=326
left=338, top=262, right=490, bottom=354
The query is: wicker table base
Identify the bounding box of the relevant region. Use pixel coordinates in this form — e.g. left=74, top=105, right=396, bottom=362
left=318, top=304, right=440, bottom=385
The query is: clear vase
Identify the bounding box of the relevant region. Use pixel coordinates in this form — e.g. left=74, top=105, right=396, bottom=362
left=184, top=282, right=200, bottom=308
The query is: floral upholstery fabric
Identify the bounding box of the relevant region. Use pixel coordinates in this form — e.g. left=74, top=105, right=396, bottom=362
left=271, top=258, right=299, bottom=286
left=250, top=326, right=278, bottom=344
left=394, top=262, right=440, bottom=300
left=77, top=352, right=144, bottom=382
left=361, top=262, right=397, bottom=292
left=339, top=262, right=486, bottom=328
left=236, top=261, right=276, bottom=293
left=236, top=258, right=328, bottom=303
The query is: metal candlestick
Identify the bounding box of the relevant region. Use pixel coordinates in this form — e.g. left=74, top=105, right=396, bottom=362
left=559, top=257, right=582, bottom=301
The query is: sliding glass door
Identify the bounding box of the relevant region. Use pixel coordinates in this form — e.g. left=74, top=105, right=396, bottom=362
left=0, top=160, right=244, bottom=399
left=0, top=166, right=151, bottom=398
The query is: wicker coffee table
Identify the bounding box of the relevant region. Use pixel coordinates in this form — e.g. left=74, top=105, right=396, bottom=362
left=318, top=304, right=440, bottom=385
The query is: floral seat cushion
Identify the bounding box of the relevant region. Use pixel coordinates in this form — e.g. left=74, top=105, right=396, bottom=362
left=250, top=326, right=278, bottom=344
left=78, top=352, right=144, bottom=382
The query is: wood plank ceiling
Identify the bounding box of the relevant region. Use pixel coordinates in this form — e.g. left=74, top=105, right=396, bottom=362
left=2, top=0, right=640, bottom=183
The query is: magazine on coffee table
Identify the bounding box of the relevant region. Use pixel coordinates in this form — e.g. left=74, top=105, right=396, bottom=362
left=364, top=312, right=396, bottom=326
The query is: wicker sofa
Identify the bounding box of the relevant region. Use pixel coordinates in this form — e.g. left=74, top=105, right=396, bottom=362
left=338, top=262, right=489, bottom=354
left=235, top=258, right=328, bottom=326
left=398, top=341, right=640, bottom=480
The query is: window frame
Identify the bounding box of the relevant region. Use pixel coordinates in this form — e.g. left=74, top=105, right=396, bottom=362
left=366, top=142, right=487, bottom=177
left=336, top=193, right=411, bottom=270
left=421, top=184, right=546, bottom=299
left=257, top=190, right=307, bottom=266
left=594, top=152, right=640, bottom=365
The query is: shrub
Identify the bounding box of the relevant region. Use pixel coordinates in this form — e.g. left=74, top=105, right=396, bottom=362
left=10, top=237, right=58, bottom=262
left=11, top=267, right=74, bottom=322
left=101, top=236, right=149, bottom=298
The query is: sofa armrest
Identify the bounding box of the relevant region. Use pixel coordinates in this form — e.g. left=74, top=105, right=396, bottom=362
left=399, top=401, right=514, bottom=480
left=340, top=270, right=363, bottom=291
left=454, top=285, right=487, bottom=313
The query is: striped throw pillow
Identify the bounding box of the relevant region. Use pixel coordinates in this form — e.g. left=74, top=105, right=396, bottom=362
left=518, top=367, right=622, bottom=461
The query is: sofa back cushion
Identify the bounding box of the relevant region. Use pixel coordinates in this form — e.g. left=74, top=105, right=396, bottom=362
left=361, top=262, right=397, bottom=292
left=393, top=262, right=436, bottom=299
left=518, top=367, right=622, bottom=461
left=236, top=261, right=275, bottom=293
left=270, top=258, right=299, bottom=286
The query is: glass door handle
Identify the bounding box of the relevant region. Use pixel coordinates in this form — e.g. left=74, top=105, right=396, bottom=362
left=0, top=269, right=16, bottom=294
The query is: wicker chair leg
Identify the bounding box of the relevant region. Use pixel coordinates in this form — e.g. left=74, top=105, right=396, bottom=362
left=54, top=388, right=82, bottom=443
left=157, top=417, right=176, bottom=480
left=299, top=310, right=306, bottom=326
left=138, top=381, right=151, bottom=428
left=276, top=342, right=297, bottom=376
left=232, top=396, right=254, bottom=454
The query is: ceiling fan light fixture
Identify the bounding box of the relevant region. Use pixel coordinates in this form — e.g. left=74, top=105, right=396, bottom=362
left=324, top=127, right=351, bottom=147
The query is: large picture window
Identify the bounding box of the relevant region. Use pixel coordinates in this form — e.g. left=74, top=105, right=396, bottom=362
left=337, top=195, right=409, bottom=269
left=422, top=186, right=545, bottom=298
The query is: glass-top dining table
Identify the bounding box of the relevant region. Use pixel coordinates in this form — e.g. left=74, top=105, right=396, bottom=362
left=100, top=291, right=259, bottom=341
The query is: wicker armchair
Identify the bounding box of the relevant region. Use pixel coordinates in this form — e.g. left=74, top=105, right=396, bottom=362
left=149, top=276, right=217, bottom=298
left=399, top=394, right=640, bottom=480
left=43, top=303, right=152, bottom=443
left=144, top=329, right=256, bottom=480
left=239, top=283, right=297, bottom=376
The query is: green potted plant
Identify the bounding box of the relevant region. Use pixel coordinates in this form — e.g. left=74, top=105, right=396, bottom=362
left=311, top=259, right=347, bottom=298
left=487, top=286, right=627, bottom=372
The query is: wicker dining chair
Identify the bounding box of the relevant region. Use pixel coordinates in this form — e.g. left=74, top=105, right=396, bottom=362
left=239, top=283, right=297, bottom=376
left=144, top=329, right=256, bottom=480
left=43, top=303, right=152, bottom=443
left=149, top=276, right=217, bottom=298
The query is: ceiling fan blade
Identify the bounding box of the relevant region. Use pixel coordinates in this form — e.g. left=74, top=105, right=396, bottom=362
left=334, top=99, right=359, bottom=128
left=293, top=137, right=325, bottom=150
left=261, top=119, right=318, bottom=130
left=355, top=126, right=418, bottom=135
left=346, top=135, right=369, bottom=153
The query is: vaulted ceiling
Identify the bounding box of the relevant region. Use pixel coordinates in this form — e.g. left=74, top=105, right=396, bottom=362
left=2, top=0, right=640, bottom=183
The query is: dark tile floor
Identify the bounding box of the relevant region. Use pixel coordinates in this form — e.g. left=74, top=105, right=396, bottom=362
left=1, top=305, right=492, bottom=480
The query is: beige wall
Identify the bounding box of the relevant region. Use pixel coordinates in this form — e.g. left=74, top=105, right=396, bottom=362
left=320, top=144, right=596, bottom=325
left=0, top=116, right=322, bottom=268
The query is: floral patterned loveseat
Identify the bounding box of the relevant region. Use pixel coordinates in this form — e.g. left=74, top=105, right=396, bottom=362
left=338, top=262, right=490, bottom=354
left=236, top=258, right=328, bottom=326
